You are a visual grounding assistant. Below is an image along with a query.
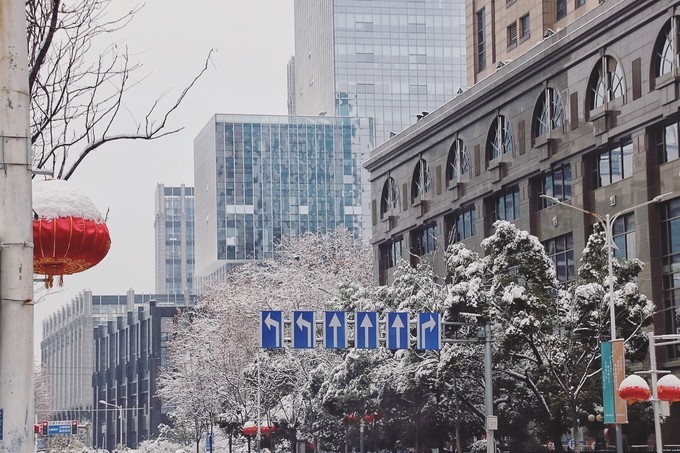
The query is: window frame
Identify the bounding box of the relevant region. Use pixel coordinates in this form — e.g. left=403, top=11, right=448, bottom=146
left=592, top=137, right=634, bottom=189
left=487, top=115, right=514, bottom=162
left=380, top=177, right=400, bottom=217
left=477, top=8, right=487, bottom=72
left=543, top=233, right=575, bottom=284
left=536, top=164, right=572, bottom=209
left=534, top=87, right=566, bottom=138
left=491, top=187, right=521, bottom=222
left=447, top=138, right=470, bottom=184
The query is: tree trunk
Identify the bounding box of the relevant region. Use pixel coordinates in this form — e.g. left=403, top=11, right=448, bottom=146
left=453, top=369, right=463, bottom=453
left=570, top=400, right=581, bottom=453
left=415, top=408, right=421, bottom=453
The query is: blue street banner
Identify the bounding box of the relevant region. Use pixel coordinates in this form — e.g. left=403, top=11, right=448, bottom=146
left=417, top=312, right=441, bottom=350
left=324, top=311, right=347, bottom=349
left=386, top=312, right=410, bottom=350
left=355, top=311, right=379, bottom=349
left=260, top=311, right=283, bottom=349
left=0, top=408, right=3, bottom=441
left=601, top=341, right=615, bottom=423
left=293, top=311, right=316, bottom=348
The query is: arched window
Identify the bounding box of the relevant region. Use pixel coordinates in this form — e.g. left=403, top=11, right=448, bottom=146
left=534, top=87, right=565, bottom=138
left=588, top=56, right=625, bottom=110
left=654, top=18, right=679, bottom=78
left=411, top=159, right=431, bottom=201
left=446, top=139, right=470, bottom=183
left=486, top=115, right=514, bottom=162
left=380, top=177, right=400, bottom=217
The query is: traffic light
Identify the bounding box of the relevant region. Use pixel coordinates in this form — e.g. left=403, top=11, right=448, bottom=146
left=71, top=420, right=78, bottom=434
left=41, top=421, right=48, bottom=435
left=33, top=424, right=41, bottom=434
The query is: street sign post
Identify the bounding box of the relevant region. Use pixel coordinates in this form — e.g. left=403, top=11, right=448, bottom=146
left=386, top=312, right=409, bottom=350
left=323, top=311, right=347, bottom=349
left=355, top=312, right=378, bottom=349
left=417, top=313, right=441, bottom=350
left=46, top=420, right=75, bottom=435
left=260, top=310, right=283, bottom=349
left=292, top=311, right=315, bottom=348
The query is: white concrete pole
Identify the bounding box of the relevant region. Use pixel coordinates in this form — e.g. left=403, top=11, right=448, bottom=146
left=0, top=0, right=35, bottom=452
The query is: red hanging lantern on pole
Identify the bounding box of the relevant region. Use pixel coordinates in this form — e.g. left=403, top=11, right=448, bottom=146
left=618, top=375, right=651, bottom=404
left=32, top=179, right=111, bottom=288
left=657, top=374, right=680, bottom=403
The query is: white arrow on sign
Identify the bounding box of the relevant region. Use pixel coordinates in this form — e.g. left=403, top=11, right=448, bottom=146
left=329, top=313, right=342, bottom=347
left=391, top=315, right=405, bottom=349
left=296, top=314, right=313, bottom=346
left=360, top=313, right=373, bottom=346
left=421, top=315, right=436, bottom=347
left=264, top=313, right=281, bottom=347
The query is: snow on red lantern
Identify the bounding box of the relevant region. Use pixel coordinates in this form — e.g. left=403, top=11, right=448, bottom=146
left=32, top=179, right=111, bottom=288
left=261, top=420, right=276, bottom=436
left=242, top=420, right=258, bottom=436
left=657, top=374, right=680, bottom=403
left=618, top=375, right=651, bottom=404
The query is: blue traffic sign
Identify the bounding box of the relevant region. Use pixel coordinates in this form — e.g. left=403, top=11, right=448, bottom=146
left=417, top=312, right=441, bottom=350
left=355, top=312, right=379, bottom=349
left=324, top=311, right=347, bottom=349
left=293, top=311, right=316, bottom=348
left=47, top=421, right=73, bottom=435
left=386, top=312, right=410, bottom=350
left=260, top=311, right=283, bottom=349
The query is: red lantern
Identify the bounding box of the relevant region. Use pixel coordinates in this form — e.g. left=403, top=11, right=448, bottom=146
left=618, top=375, right=651, bottom=404
left=242, top=421, right=257, bottom=436
left=362, top=412, right=383, bottom=424
left=32, top=180, right=111, bottom=288
left=657, top=374, right=680, bottom=403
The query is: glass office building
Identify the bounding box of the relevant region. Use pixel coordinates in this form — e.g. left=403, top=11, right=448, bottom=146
left=292, top=0, right=467, bottom=144
left=194, top=114, right=374, bottom=285
left=154, top=184, right=194, bottom=295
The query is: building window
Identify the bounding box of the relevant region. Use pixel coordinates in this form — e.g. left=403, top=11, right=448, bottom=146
left=556, top=0, right=567, bottom=20
left=588, top=56, right=625, bottom=110
left=379, top=237, right=403, bottom=272
left=544, top=234, right=575, bottom=284
left=656, top=122, right=680, bottom=164
left=445, top=205, right=476, bottom=245
left=447, top=139, right=470, bottom=183
left=492, top=187, right=520, bottom=221
left=380, top=177, right=400, bottom=217
left=613, top=213, right=636, bottom=260
left=654, top=18, right=679, bottom=78
left=477, top=9, right=487, bottom=72
left=534, top=87, right=565, bottom=138
left=592, top=138, right=633, bottom=188
left=487, top=115, right=514, bottom=162
left=536, top=165, right=572, bottom=209
left=411, top=159, right=432, bottom=202
left=411, top=223, right=438, bottom=256
left=507, top=22, right=518, bottom=49
left=519, top=14, right=530, bottom=40
left=575, top=0, right=585, bottom=8
left=660, top=198, right=680, bottom=358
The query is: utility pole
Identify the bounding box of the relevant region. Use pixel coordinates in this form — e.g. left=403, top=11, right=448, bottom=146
left=0, top=1, right=35, bottom=452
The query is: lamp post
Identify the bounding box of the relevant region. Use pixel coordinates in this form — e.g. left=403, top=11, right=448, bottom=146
left=542, top=192, right=672, bottom=453
left=99, top=400, right=123, bottom=450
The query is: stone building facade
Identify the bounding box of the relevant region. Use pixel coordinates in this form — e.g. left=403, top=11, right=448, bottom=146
left=367, top=0, right=680, bottom=440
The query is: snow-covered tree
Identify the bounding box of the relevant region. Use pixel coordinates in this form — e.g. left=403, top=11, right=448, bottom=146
left=159, top=230, right=373, bottom=452
left=442, top=221, right=654, bottom=452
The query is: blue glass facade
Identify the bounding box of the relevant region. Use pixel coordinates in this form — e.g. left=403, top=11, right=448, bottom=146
left=293, top=0, right=467, bottom=144
left=194, top=114, right=373, bottom=282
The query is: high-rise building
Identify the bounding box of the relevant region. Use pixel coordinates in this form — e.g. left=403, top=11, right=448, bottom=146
left=467, top=0, right=604, bottom=86
left=154, top=184, right=195, bottom=295
left=193, top=114, right=373, bottom=288
left=291, top=0, right=467, bottom=144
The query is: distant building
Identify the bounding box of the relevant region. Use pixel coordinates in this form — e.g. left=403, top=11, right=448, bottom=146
left=40, top=290, right=196, bottom=449
left=193, top=114, right=373, bottom=289
left=291, top=0, right=467, bottom=144
left=154, top=184, right=195, bottom=295
left=287, top=56, right=296, bottom=115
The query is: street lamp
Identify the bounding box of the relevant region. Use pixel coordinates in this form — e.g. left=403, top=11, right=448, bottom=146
left=99, top=400, right=123, bottom=450
left=542, top=192, right=672, bottom=453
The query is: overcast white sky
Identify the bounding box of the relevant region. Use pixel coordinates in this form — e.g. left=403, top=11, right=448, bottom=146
left=34, top=0, right=295, bottom=348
